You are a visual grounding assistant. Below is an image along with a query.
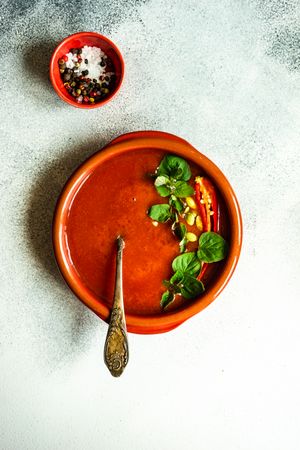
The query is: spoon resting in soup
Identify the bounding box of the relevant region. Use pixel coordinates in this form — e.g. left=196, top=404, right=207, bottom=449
left=66, top=150, right=228, bottom=315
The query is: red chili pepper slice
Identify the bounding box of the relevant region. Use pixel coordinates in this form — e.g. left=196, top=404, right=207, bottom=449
left=201, top=178, right=219, bottom=232
left=198, top=263, right=208, bottom=279
left=195, top=180, right=209, bottom=280
left=195, top=177, right=219, bottom=280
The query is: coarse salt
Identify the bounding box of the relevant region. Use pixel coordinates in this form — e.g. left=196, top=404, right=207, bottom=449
left=65, top=45, right=109, bottom=80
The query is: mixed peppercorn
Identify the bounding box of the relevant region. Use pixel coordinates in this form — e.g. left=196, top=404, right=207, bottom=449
left=58, top=47, right=116, bottom=104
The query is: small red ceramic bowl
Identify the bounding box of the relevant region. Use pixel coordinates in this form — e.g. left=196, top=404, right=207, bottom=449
left=49, top=32, right=124, bottom=108
left=53, top=131, right=243, bottom=334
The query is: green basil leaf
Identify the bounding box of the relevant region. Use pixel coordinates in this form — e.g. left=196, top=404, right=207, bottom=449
left=170, top=270, right=184, bottom=285
left=155, top=184, right=171, bottom=197
left=172, top=252, right=201, bottom=276
left=148, top=204, right=171, bottom=222
left=154, top=174, right=172, bottom=197
left=169, top=194, right=184, bottom=213
left=155, top=175, right=170, bottom=186
left=173, top=222, right=186, bottom=241
left=197, top=231, right=228, bottom=263
left=180, top=274, right=205, bottom=300
left=163, top=278, right=181, bottom=293
left=173, top=181, right=194, bottom=198
left=157, top=155, right=191, bottom=181
left=160, top=290, right=175, bottom=309
left=171, top=286, right=182, bottom=295
left=179, top=237, right=187, bottom=253
left=172, top=211, right=179, bottom=223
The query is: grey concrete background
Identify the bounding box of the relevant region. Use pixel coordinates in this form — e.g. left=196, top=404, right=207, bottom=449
left=0, top=1, right=300, bottom=449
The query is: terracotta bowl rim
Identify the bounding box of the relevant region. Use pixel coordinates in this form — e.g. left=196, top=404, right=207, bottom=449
left=52, top=132, right=243, bottom=334
left=49, top=31, right=125, bottom=109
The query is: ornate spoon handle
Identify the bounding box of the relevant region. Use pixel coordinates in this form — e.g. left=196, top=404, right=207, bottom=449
left=104, top=236, right=129, bottom=377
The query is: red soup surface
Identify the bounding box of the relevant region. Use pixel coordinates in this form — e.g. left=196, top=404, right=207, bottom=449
left=65, top=149, right=227, bottom=315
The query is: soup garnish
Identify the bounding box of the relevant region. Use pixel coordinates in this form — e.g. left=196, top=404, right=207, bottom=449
left=147, top=155, right=228, bottom=309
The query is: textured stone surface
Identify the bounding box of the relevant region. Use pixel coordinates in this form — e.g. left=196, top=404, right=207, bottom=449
left=0, top=1, right=300, bottom=449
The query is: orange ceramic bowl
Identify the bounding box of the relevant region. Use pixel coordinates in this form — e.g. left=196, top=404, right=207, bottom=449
left=49, top=32, right=124, bottom=108
left=53, top=131, right=242, bottom=334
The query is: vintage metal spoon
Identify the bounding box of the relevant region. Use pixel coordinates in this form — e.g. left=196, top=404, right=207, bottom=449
left=104, top=236, right=129, bottom=377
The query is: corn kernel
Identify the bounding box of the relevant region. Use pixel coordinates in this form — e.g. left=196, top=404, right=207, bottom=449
left=186, top=213, right=196, bottom=226
left=186, top=197, right=197, bottom=209
left=186, top=232, right=197, bottom=242
left=196, top=215, right=203, bottom=231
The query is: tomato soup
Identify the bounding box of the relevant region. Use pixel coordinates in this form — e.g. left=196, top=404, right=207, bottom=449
left=65, top=149, right=227, bottom=315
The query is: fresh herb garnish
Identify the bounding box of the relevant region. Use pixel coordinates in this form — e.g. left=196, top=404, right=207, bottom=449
left=172, top=222, right=187, bottom=254
left=154, top=176, right=172, bottom=197
left=161, top=290, right=175, bottom=309
left=155, top=155, right=194, bottom=200
left=197, top=232, right=228, bottom=262
left=172, top=180, right=194, bottom=198
left=148, top=155, right=194, bottom=251
left=172, top=252, right=201, bottom=276
left=160, top=252, right=205, bottom=308
left=154, top=174, right=194, bottom=199
left=179, top=274, right=205, bottom=300
left=147, top=154, right=229, bottom=309
left=157, top=155, right=191, bottom=181
left=148, top=204, right=172, bottom=222
left=169, top=194, right=184, bottom=214
left=172, top=222, right=186, bottom=240
left=160, top=234, right=227, bottom=308
left=179, top=238, right=187, bottom=254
